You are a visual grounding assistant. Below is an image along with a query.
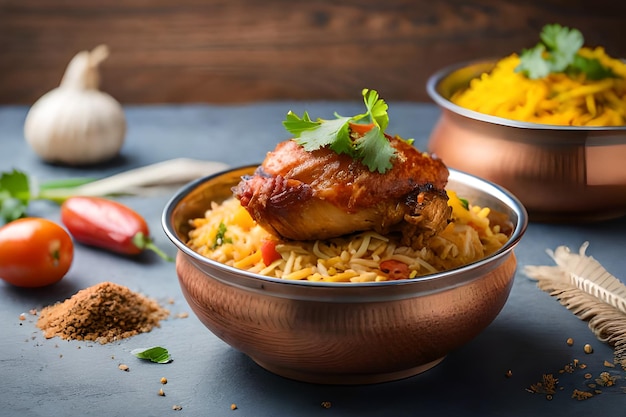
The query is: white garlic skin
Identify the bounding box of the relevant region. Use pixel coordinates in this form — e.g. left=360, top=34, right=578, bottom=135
left=24, top=45, right=126, bottom=166
left=24, top=88, right=126, bottom=165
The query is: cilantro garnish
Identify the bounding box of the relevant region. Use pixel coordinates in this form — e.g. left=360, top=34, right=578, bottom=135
left=283, top=88, right=396, bottom=173
left=0, top=169, right=96, bottom=225
left=212, top=222, right=232, bottom=249
left=131, top=346, right=172, bottom=364
left=515, top=24, right=618, bottom=80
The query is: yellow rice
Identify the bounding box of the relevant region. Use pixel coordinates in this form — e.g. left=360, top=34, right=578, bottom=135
left=451, top=47, right=626, bottom=126
left=186, top=190, right=509, bottom=283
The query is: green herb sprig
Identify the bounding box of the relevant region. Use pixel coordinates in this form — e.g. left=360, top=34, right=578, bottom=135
left=282, top=89, right=397, bottom=174
left=515, top=24, right=618, bottom=80
left=211, top=222, right=232, bottom=249
left=0, top=169, right=95, bottom=226
left=131, top=346, right=172, bottom=364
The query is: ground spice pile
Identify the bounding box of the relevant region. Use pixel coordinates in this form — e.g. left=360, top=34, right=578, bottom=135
left=37, top=282, right=169, bottom=344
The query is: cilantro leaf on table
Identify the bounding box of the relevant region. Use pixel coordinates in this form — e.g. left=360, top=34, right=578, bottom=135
left=0, top=169, right=95, bottom=225
left=0, top=170, right=32, bottom=225
left=282, top=89, right=396, bottom=173
left=515, top=23, right=619, bottom=80
left=131, top=346, right=172, bottom=364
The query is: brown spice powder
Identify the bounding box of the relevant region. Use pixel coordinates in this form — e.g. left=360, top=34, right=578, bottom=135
left=36, top=282, right=169, bottom=344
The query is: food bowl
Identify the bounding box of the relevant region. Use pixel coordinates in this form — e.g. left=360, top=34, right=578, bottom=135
left=162, top=165, right=527, bottom=385
left=426, top=59, right=626, bottom=222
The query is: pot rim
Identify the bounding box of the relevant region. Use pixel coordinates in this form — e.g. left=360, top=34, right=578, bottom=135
left=162, top=165, right=528, bottom=294
left=426, top=57, right=626, bottom=133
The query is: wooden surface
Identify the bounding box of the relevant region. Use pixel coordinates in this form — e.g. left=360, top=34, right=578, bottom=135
left=1, top=0, right=625, bottom=104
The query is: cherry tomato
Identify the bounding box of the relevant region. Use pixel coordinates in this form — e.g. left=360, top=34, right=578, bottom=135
left=260, top=239, right=281, bottom=265
left=0, top=218, right=74, bottom=287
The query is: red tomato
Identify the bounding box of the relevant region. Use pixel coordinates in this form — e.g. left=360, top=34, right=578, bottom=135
left=0, top=218, right=74, bottom=287
left=260, top=239, right=281, bottom=265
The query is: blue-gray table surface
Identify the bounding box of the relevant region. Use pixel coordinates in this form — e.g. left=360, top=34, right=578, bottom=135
left=1, top=103, right=625, bottom=417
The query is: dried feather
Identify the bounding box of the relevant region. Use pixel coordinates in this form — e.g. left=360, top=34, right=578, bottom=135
left=524, top=242, right=626, bottom=369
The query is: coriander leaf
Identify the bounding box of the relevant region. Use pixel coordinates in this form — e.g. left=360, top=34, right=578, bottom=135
left=327, top=120, right=353, bottom=156
left=282, top=111, right=319, bottom=136
left=361, top=88, right=389, bottom=132
left=547, top=25, right=583, bottom=73
left=282, top=89, right=396, bottom=173
left=212, top=222, right=232, bottom=249
left=0, top=192, right=26, bottom=226
left=354, top=127, right=395, bottom=174
left=570, top=55, right=619, bottom=80
left=0, top=169, right=31, bottom=202
left=131, top=346, right=172, bottom=364
left=516, top=24, right=617, bottom=81
left=0, top=170, right=32, bottom=225
left=294, top=116, right=352, bottom=154
left=516, top=45, right=551, bottom=79
left=541, top=24, right=583, bottom=57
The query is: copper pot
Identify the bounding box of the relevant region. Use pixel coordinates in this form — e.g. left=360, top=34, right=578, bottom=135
left=162, top=166, right=527, bottom=384
left=426, top=59, right=626, bottom=222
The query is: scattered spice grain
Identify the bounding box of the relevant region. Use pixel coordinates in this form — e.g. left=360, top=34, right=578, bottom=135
left=118, top=364, right=130, bottom=372
left=583, top=344, right=593, bottom=354
left=321, top=401, right=332, bottom=409
left=172, top=405, right=183, bottom=411
left=595, top=371, right=618, bottom=387
left=36, top=282, right=169, bottom=344
left=158, top=388, right=165, bottom=396
left=571, top=389, right=594, bottom=400
left=527, top=374, right=558, bottom=399
left=160, top=377, right=168, bottom=385
left=230, top=403, right=237, bottom=410
left=566, top=338, right=574, bottom=346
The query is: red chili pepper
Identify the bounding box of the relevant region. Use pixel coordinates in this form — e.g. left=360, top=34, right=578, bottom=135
left=60, top=196, right=172, bottom=261
left=379, top=259, right=410, bottom=280
left=260, top=239, right=281, bottom=266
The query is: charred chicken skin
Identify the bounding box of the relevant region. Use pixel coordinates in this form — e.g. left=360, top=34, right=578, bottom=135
left=233, top=136, right=452, bottom=248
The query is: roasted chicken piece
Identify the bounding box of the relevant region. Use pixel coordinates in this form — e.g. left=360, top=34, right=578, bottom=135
left=233, top=136, right=451, bottom=248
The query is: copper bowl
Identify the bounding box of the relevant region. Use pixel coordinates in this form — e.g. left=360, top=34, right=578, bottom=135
left=426, top=59, right=626, bottom=222
left=162, top=165, right=527, bottom=385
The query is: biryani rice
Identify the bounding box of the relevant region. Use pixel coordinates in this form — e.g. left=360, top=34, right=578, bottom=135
left=451, top=47, right=626, bottom=126
left=186, top=191, right=509, bottom=282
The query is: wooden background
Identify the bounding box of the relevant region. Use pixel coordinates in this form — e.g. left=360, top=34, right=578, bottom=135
left=1, top=0, right=625, bottom=104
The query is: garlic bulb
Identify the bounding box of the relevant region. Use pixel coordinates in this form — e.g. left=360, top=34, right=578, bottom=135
left=24, top=45, right=126, bottom=165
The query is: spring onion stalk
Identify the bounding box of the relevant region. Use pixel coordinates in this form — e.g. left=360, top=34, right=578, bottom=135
left=1, top=158, right=228, bottom=224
